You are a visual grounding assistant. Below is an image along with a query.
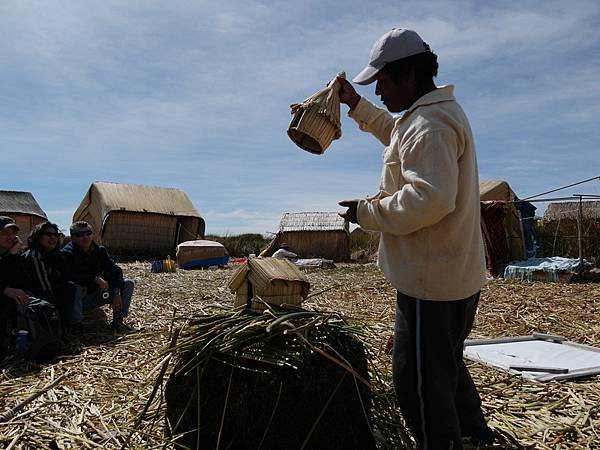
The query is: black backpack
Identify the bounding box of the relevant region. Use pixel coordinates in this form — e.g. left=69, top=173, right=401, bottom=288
left=15, top=297, right=63, bottom=362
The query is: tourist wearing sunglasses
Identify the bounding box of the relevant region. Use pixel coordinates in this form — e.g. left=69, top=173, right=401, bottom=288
left=61, top=221, right=135, bottom=334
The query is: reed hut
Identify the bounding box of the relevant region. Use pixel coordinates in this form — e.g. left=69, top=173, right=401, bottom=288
left=0, top=190, right=48, bottom=241
left=537, top=201, right=600, bottom=259
left=479, top=180, right=526, bottom=275
left=228, top=257, right=310, bottom=311
left=268, top=212, right=350, bottom=261
left=73, top=182, right=204, bottom=259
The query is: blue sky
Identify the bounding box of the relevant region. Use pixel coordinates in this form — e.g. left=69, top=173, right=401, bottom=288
left=1, top=0, right=599, bottom=235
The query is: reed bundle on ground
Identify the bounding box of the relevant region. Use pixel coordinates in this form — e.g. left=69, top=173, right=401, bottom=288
left=162, top=306, right=377, bottom=449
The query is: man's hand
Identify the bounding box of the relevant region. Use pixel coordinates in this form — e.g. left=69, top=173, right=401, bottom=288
left=95, top=276, right=109, bottom=291
left=3, top=288, right=29, bottom=305
left=336, top=76, right=361, bottom=110
left=112, top=290, right=123, bottom=314
left=338, top=199, right=359, bottom=224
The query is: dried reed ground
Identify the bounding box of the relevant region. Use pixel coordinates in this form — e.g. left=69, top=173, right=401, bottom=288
left=0, top=263, right=599, bottom=449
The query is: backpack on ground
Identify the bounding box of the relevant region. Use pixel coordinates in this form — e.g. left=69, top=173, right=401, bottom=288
left=14, top=297, right=63, bottom=362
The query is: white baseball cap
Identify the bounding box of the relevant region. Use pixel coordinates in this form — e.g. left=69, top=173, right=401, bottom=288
left=353, top=28, right=431, bottom=85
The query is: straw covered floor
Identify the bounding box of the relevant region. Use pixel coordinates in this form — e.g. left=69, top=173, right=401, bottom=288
left=1, top=263, right=599, bottom=449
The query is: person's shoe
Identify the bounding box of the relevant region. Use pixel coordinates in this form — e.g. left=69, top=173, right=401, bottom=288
left=69, top=323, right=84, bottom=335
left=463, top=425, right=496, bottom=445
left=111, top=318, right=138, bottom=334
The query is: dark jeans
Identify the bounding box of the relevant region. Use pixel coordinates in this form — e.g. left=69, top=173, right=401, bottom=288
left=45, top=282, right=77, bottom=330
left=71, top=279, right=134, bottom=325
left=0, top=297, right=17, bottom=358
left=393, top=291, right=487, bottom=450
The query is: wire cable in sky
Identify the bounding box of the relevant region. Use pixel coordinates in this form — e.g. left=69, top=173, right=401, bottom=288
left=520, top=175, right=600, bottom=201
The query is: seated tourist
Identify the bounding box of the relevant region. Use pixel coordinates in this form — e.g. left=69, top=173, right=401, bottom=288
left=61, top=221, right=135, bottom=333
left=0, top=217, right=31, bottom=357
left=272, top=243, right=299, bottom=261
left=22, top=222, right=76, bottom=332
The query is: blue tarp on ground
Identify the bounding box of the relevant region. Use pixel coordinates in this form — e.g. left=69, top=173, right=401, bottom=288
left=504, top=257, right=591, bottom=281
left=179, top=255, right=230, bottom=270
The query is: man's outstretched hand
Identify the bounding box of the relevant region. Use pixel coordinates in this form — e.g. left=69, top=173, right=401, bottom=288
left=338, top=200, right=359, bottom=224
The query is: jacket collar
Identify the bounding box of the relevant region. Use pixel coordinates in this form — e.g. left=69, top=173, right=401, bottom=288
left=404, top=85, right=455, bottom=116
left=70, top=241, right=98, bottom=255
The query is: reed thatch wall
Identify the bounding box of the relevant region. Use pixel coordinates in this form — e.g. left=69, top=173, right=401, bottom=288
left=537, top=201, right=600, bottom=261
left=278, top=230, right=350, bottom=261
left=273, top=212, right=350, bottom=261
left=100, top=211, right=204, bottom=260
left=6, top=214, right=47, bottom=242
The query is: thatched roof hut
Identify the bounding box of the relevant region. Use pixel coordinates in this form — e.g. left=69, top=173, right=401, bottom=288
left=537, top=201, right=600, bottom=258
left=543, top=201, right=600, bottom=221
left=269, top=212, right=350, bottom=261
left=478, top=180, right=526, bottom=275
left=73, top=182, right=205, bottom=259
left=0, top=190, right=48, bottom=240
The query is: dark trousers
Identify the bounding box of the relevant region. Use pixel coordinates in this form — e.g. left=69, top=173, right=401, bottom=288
left=0, top=298, right=17, bottom=358
left=47, top=282, right=78, bottom=330
left=393, top=291, right=487, bottom=450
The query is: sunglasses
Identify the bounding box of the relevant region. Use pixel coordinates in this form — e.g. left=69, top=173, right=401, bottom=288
left=72, top=230, right=93, bottom=238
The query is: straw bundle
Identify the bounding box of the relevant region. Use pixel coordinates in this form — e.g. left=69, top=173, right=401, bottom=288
left=288, top=73, right=345, bottom=155
left=163, top=307, right=376, bottom=450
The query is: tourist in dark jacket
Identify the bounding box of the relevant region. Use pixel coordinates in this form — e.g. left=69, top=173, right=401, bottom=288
left=22, top=221, right=76, bottom=330
left=61, top=221, right=135, bottom=333
left=0, top=216, right=31, bottom=357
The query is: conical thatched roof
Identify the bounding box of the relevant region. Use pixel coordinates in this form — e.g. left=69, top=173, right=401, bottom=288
left=0, top=190, right=47, bottom=219
left=543, top=201, right=600, bottom=221
left=74, top=182, right=201, bottom=221
left=279, top=212, right=348, bottom=233
left=479, top=180, right=515, bottom=202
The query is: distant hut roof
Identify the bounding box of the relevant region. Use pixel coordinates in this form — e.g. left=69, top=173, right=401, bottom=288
left=480, top=180, right=516, bottom=202
left=74, top=182, right=202, bottom=222
left=0, top=190, right=47, bottom=219
left=279, top=212, right=348, bottom=233
left=543, top=201, right=600, bottom=221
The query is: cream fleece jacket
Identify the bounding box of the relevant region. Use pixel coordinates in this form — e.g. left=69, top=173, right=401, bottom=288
left=349, top=85, right=486, bottom=301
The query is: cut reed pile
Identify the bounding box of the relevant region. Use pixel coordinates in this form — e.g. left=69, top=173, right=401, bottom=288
left=1, top=263, right=599, bottom=449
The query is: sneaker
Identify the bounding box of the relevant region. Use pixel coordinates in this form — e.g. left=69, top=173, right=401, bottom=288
left=69, top=323, right=84, bottom=335
left=111, top=319, right=138, bottom=334
left=463, top=425, right=496, bottom=445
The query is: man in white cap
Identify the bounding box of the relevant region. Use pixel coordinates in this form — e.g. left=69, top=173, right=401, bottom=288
left=338, top=29, right=493, bottom=449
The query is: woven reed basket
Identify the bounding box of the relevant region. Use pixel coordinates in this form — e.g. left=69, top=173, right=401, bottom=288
left=287, top=72, right=344, bottom=155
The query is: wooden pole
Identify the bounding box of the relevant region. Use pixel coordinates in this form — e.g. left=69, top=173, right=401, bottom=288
left=577, top=195, right=583, bottom=274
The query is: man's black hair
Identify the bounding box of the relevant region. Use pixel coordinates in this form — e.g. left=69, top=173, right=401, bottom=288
left=27, top=222, right=62, bottom=251
left=70, top=221, right=93, bottom=234
left=383, top=51, right=439, bottom=86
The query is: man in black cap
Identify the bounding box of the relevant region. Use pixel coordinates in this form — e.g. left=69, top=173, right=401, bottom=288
left=338, top=28, right=493, bottom=449
left=0, top=217, right=30, bottom=305
left=0, top=217, right=31, bottom=357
